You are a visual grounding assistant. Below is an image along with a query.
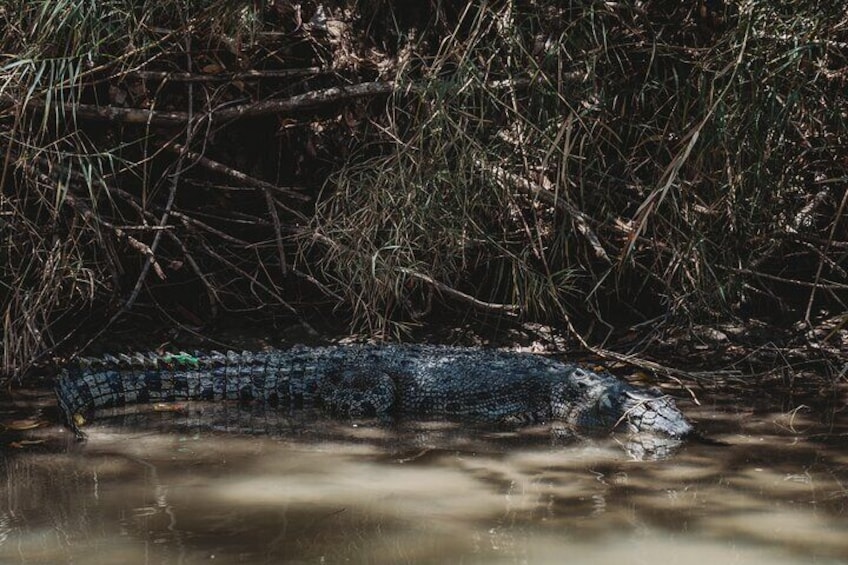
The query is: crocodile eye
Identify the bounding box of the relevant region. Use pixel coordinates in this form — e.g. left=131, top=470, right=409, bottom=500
left=571, top=369, right=590, bottom=387
left=625, top=390, right=656, bottom=401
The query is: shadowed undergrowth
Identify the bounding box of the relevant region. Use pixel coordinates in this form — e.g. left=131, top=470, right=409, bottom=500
left=1, top=0, right=845, bottom=379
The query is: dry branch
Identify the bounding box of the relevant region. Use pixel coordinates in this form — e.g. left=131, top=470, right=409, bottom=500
left=164, top=142, right=309, bottom=203
left=213, top=81, right=400, bottom=121
left=25, top=81, right=401, bottom=126
left=133, top=68, right=326, bottom=82
left=727, top=268, right=848, bottom=290
left=398, top=268, right=521, bottom=314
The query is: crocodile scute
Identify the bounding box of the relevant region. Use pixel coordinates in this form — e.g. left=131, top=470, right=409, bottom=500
left=55, top=344, right=693, bottom=440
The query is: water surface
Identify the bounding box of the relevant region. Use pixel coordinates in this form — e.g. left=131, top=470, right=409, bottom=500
left=1, top=388, right=847, bottom=564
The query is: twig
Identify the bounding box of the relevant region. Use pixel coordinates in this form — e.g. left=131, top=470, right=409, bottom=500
left=558, top=313, right=707, bottom=402
left=398, top=268, right=521, bottom=314
left=171, top=210, right=251, bottom=245
left=214, top=81, right=402, bottom=121
left=76, top=34, right=196, bottom=353
left=29, top=81, right=401, bottom=126
left=476, top=159, right=610, bottom=262
left=805, top=186, right=848, bottom=323
left=105, top=183, right=254, bottom=246
left=133, top=67, right=326, bottom=82
left=125, top=234, right=166, bottom=280
left=164, top=142, right=309, bottom=203
left=264, top=189, right=288, bottom=274
left=307, top=231, right=520, bottom=313
left=199, top=241, right=298, bottom=315
left=164, top=231, right=220, bottom=317
left=24, top=76, right=569, bottom=127
left=728, top=267, right=848, bottom=290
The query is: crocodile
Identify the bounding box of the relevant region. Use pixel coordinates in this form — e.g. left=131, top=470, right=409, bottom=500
left=55, top=344, right=693, bottom=441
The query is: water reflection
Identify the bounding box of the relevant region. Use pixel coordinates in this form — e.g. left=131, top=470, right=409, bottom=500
left=0, top=397, right=846, bottom=564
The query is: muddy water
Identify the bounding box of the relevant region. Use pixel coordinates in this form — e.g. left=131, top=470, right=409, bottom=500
left=1, top=391, right=848, bottom=564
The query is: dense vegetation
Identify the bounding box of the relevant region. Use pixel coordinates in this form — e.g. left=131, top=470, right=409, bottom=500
left=1, top=0, right=846, bottom=380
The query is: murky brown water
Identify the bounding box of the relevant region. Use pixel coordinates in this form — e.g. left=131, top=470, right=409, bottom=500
left=1, top=387, right=847, bottom=564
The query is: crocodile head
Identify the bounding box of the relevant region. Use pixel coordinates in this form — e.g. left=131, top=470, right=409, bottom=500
left=555, top=372, right=693, bottom=438
left=599, top=384, right=693, bottom=438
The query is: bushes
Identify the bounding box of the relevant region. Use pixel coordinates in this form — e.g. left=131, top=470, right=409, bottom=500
left=309, top=0, right=846, bottom=333
left=1, top=1, right=845, bottom=377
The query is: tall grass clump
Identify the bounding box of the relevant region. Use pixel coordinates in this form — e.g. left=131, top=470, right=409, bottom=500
left=1, top=1, right=277, bottom=377
left=307, top=0, right=847, bottom=338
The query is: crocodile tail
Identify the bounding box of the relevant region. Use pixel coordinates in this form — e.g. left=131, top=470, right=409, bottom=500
left=56, top=350, right=277, bottom=439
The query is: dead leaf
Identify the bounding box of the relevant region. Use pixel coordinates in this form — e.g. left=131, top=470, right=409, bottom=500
left=10, top=439, right=47, bottom=449
left=200, top=63, right=223, bottom=75
left=3, top=419, right=46, bottom=431
left=153, top=403, right=187, bottom=413
left=108, top=85, right=127, bottom=106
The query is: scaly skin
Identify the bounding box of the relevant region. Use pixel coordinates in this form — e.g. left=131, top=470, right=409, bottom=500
left=55, top=345, right=693, bottom=441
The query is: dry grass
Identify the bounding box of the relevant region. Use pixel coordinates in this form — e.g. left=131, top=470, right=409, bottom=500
left=305, top=1, right=847, bottom=338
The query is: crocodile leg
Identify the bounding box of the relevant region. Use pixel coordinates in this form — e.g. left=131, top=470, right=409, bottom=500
left=316, top=368, right=397, bottom=417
